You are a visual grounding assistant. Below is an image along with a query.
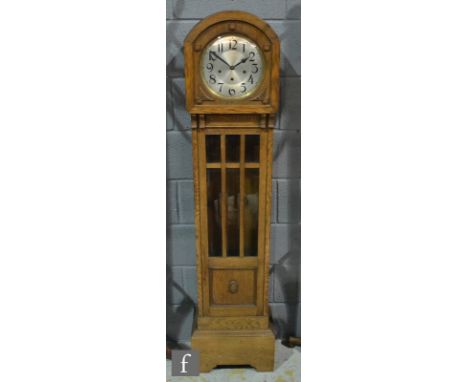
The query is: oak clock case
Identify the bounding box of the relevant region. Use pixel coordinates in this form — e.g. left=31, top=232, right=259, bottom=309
left=184, top=11, right=280, bottom=373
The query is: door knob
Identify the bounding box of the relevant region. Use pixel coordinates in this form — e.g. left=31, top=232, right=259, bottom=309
left=228, top=280, right=239, bottom=294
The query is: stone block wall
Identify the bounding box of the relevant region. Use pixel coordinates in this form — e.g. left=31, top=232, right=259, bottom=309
left=166, top=0, right=301, bottom=342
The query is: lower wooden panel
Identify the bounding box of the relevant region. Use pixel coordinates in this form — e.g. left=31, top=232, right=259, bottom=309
left=209, top=305, right=257, bottom=317
left=197, top=315, right=269, bottom=330
left=210, top=269, right=256, bottom=305
left=191, top=326, right=275, bottom=372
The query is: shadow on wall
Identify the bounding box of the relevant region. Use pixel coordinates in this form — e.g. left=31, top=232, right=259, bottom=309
left=270, top=248, right=301, bottom=339
left=166, top=194, right=196, bottom=345
left=166, top=264, right=196, bottom=347
left=269, top=3, right=301, bottom=341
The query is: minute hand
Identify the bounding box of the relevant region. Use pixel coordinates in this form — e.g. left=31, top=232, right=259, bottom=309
left=211, top=52, right=232, bottom=69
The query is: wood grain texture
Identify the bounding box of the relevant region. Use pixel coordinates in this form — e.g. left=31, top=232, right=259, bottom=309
left=263, top=129, right=274, bottom=316
left=191, top=130, right=204, bottom=315
left=192, top=326, right=275, bottom=372
left=210, top=269, right=256, bottom=305
left=255, top=129, right=267, bottom=315
left=197, top=316, right=269, bottom=330
left=198, top=132, right=210, bottom=316
left=208, top=256, right=257, bottom=269
left=205, top=114, right=266, bottom=128
left=209, top=305, right=257, bottom=317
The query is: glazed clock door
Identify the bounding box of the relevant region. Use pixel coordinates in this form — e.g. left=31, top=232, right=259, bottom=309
left=199, top=129, right=267, bottom=317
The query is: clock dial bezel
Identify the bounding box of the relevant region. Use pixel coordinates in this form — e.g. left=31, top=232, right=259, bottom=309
left=200, top=34, right=266, bottom=100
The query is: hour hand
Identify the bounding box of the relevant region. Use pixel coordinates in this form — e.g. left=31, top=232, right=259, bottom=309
left=210, top=51, right=232, bottom=69
left=233, top=56, right=249, bottom=69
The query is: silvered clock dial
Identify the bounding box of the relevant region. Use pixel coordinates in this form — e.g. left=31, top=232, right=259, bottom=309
left=201, top=35, right=264, bottom=99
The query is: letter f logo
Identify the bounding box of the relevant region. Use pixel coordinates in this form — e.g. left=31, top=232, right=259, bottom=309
left=180, top=353, right=192, bottom=374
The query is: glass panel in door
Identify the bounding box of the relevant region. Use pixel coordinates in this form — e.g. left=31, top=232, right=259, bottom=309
left=207, top=168, right=222, bottom=257
left=244, top=168, right=259, bottom=257
left=226, top=168, right=240, bottom=256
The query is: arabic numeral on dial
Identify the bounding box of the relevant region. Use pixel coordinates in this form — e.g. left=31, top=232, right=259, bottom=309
left=218, top=82, right=224, bottom=92
left=249, top=51, right=255, bottom=61
left=242, top=44, right=246, bottom=53
left=229, top=40, right=237, bottom=50
left=217, top=43, right=223, bottom=53
left=209, top=51, right=216, bottom=61
left=248, top=74, right=254, bottom=84
left=252, top=63, right=259, bottom=73
left=206, top=63, right=213, bottom=72
left=228, top=88, right=236, bottom=96
left=241, top=83, right=247, bottom=93
left=209, top=75, right=216, bottom=84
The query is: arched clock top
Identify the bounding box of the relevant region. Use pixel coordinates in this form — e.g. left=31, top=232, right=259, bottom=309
left=184, top=11, right=280, bottom=114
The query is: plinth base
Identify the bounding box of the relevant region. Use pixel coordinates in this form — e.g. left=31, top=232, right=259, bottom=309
left=191, top=326, right=275, bottom=372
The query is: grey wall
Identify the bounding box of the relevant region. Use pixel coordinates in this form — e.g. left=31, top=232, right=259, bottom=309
left=166, top=0, right=300, bottom=343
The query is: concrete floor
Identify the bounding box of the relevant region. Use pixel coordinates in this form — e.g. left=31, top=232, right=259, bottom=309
left=166, top=340, right=300, bottom=382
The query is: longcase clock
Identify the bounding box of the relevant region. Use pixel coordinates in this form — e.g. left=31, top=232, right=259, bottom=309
left=183, top=11, right=280, bottom=372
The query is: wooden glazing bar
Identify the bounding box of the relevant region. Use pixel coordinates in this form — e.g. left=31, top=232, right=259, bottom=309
left=239, top=135, right=245, bottom=257
left=204, top=114, right=265, bottom=128
left=208, top=257, right=257, bottom=269
left=221, top=134, right=227, bottom=257
left=201, top=128, right=262, bottom=135
left=206, top=163, right=260, bottom=169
